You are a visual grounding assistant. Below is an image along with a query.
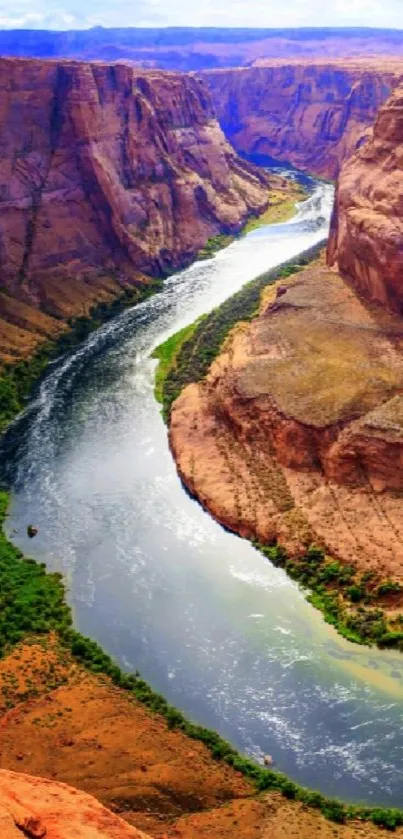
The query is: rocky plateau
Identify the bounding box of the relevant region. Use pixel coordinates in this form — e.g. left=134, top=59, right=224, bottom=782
left=169, top=84, right=403, bottom=587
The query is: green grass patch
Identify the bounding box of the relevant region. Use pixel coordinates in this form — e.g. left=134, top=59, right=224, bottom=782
left=152, top=319, right=204, bottom=410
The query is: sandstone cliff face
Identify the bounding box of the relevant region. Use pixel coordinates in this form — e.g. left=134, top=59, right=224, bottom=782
left=203, top=60, right=403, bottom=179
left=328, top=82, right=403, bottom=313
left=0, top=769, right=149, bottom=838
left=0, top=57, right=270, bottom=359
left=170, top=258, right=403, bottom=578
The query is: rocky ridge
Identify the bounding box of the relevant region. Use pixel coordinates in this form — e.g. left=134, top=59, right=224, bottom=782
left=328, top=82, right=403, bottom=313
left=203, top=59, right=403, bottom=179
left=0, top=57, right=271, bottom=361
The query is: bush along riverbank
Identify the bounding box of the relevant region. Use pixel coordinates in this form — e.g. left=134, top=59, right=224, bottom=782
left=0, top=491, right=403, bottom=830
left=0, top=279, right=163, bottom=435
left=195, top=181, right=307, bottom=261
left=154, top=243, right=403, bottom=653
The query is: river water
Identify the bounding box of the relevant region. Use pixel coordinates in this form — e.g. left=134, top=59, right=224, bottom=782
left=2, top=175, right=403, bottom=806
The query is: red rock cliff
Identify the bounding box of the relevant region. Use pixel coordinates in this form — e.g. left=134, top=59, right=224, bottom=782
left=328, top=82, right=403, bottom=312
left=0, top=57, right=270, bottom=359
left=203, top=60, right=403, bottom=179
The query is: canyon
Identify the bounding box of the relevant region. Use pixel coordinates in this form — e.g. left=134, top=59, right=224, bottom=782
left=3, top=55, right=403, bottom=364
left=0, top=57, right=271, bottom=362
left=203, top=59, right=403, bottom=179
left=169, top=83, right=403, bottom=605
left=3, top=36, right=403, bottom=839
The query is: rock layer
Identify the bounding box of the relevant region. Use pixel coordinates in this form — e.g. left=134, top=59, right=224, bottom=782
left=0, top=57, right=270, bottom=360
left=203, top=60, right=403, bottom=179
left=328, top=82, right=403, bottom=313
left=0, top=769, right=148, bottom=838
left=170, top=258, right=403, bottom=577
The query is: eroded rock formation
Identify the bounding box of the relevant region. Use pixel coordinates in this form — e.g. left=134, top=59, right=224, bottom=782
left=0, top=769, right=149, bottom=838
left=203, top=60, right=403, bottom=179
left=170, top=256, right=403, bottom=579
left=328, top=82, right=403, bottom=312
left=0, top=57, right=270, bottom=360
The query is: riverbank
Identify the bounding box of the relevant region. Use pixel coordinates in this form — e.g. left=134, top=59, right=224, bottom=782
left=196, top=179, right=307, bottom=259
left=1, top=491, right=403, bottom=832
left=159, top=250, right=403, bottom=652
left=0, top=279, right=164, bottom=436
left=0, top=176, right=303, bottom=438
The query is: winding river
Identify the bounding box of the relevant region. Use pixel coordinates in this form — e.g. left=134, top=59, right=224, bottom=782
left=3, top=174, right=403, bottom=807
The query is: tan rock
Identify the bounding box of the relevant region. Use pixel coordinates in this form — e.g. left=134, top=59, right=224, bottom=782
left=170, top=258, right=403, bottom=579
left=0, top=768, right=149, bottom=838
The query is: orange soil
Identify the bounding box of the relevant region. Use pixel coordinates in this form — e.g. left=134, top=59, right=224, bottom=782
left=0, top=636, right=400, bottom=839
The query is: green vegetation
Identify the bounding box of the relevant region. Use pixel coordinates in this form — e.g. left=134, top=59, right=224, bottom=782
left=0, top=492, right=72, bottom=655
left=155, top=242, right=324, bottom=421
left=196, top=186, right=306, bottom=259
left=152, top=319, right=204, bottom=410
left=0, top=492, right=402, bottom=829
left=256, top=542, right=403, bottom=650
left=0, top=280, right=163, bottom=435
left=197, top=233, right=235, bottom=260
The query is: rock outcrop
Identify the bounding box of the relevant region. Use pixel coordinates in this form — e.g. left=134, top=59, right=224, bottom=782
left=203, top=60, right=403, bottom=179
left=0, top=769, right=148, bottom=838
left=0, top=57, right=270, bottom=360
left=328, top=82, right=403, bottom=313
left=170, top=256, right=403, bottom=579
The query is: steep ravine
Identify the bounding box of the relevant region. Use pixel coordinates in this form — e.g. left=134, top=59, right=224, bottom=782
left=202, top=59, right=403, bottom=179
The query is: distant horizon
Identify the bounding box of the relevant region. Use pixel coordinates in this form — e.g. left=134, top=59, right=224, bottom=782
left=1, top=24, right=403, bottom=33
left=2, top=0, right=403, bottom=33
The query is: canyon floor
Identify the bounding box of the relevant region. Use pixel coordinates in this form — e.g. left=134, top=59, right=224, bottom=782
left=170, top=255, right=403, bottom=601
left=0, top=635, right=400, bottom=839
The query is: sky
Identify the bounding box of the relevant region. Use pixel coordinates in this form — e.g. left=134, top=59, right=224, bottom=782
left=0, top=0, right=402, bottom=30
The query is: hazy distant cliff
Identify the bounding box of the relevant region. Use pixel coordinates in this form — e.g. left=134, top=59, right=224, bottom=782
left=0, top=58, right=270, bottom=360
left=203, top=61, right=403, bottom=178
left=328, top=82, right=403, bottom=312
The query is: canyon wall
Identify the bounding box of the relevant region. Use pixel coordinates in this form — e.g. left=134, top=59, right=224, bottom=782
left=169, top=82, right=403, bottom=577
left=203, top=60, right=403, bottom=179
left=0, top=57, right=270, bottom=360
left=328, top=82, right=403, bottom=313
